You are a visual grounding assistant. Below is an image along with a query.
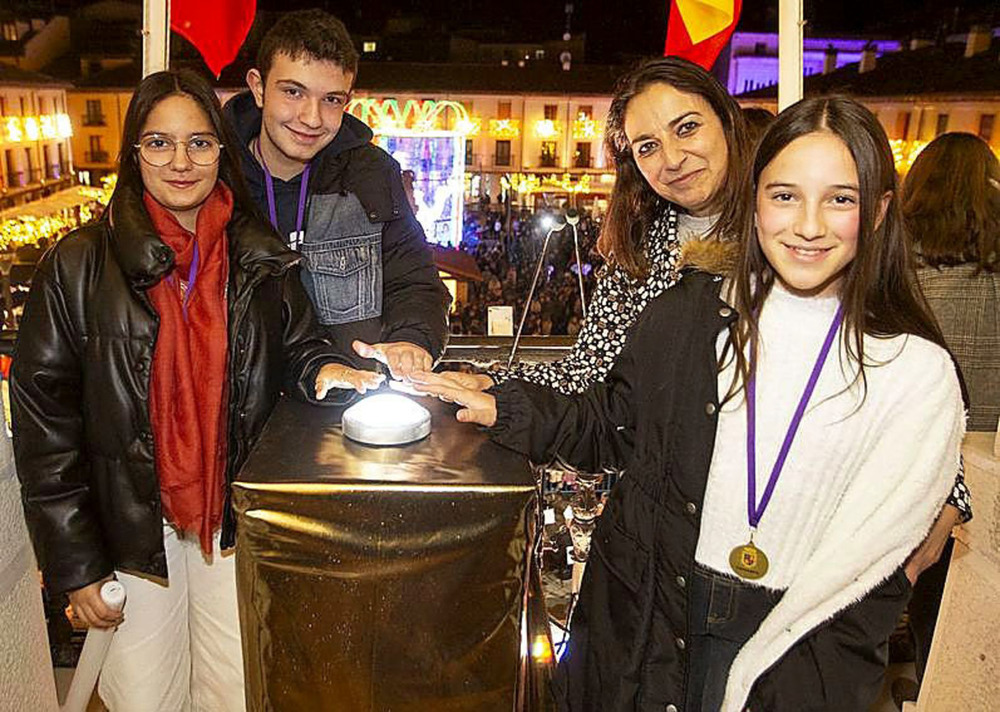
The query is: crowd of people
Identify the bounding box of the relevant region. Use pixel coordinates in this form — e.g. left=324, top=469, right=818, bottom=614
left=451, top=207, right=604, bottom=336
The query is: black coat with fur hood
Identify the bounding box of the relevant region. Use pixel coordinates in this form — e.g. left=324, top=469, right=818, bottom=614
left=490, top=247, right=914, bottom=711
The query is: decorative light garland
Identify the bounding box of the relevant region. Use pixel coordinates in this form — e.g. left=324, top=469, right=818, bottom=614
left=0, top=174, right=115, bottom=252
left=890, top=138, right=1000, bottom=174
left=0, top=113, right=73, bottom=144
left=502, top=172, right=595, bottom=195
left=572, top=117, right=599, bottom=140
left=488, top=119, right=521, bottom=139
left=533, top=119, right=561, bottom=139
left=889, top=139, right=929, bottom=174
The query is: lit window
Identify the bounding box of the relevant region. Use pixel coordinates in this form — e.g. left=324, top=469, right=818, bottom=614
left=979, top=114, right=995, bottom=143
left=363, top=41, right=377, bottom=53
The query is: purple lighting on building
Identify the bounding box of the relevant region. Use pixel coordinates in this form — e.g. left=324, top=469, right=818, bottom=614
left=726, top=32, right=902, bottom=96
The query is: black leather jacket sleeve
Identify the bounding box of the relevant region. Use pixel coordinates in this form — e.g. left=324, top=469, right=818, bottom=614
left=379, top=205, right=451, bottom=360
left=10, top=259, right=112, bottom=594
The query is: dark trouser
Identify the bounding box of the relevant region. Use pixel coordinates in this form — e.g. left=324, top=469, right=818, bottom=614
left=909, top=536, right=954, bottom=682
left=686, top=564, right=783, bottom=712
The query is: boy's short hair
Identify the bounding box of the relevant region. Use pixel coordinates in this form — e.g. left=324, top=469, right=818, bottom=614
left=256, top=9, right=360, bottom=80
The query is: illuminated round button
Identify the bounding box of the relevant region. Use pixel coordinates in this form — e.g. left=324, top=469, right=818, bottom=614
left=342, top=393, right=432, bottom=446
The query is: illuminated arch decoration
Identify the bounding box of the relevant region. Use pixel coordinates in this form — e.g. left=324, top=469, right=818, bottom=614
left=348, top=99, right=471, bottom=248
left=347, top=98, right=479, bottom=136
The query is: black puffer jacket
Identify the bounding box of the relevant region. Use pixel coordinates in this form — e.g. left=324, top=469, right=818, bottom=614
left=224, top=93, right=451, bottom=367
left=11, top=183, right=348, bottom=595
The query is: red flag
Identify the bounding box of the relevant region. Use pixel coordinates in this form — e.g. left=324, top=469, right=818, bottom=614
left=171, top=0, right=256, bottom=78
left=664, top=0, right=742, bottom=71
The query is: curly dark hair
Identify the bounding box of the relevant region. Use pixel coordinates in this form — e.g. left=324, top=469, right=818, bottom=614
left=256, top=9, right=359, bottom=81
left=600, top=57, right=749, bottom=280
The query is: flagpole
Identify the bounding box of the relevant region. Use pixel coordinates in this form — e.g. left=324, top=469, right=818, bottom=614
left=777, top=0, right=803, bottom=111
left=142, top=0, right=171, bottom=77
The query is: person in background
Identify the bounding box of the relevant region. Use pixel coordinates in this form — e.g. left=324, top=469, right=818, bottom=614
left=413, top=96, right=965, bottom=712
left=11, top=70, right=380, bottom=712
left=742, top=105, right=776, bottom=145
left=891, top=131, right=999, bottom=706
left=224, top=10, right=451, bottom=382
left=904, top=132, right=999, bottom=432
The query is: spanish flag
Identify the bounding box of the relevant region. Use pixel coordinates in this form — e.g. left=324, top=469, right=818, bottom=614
left=664, top=0, right=742, bottom=70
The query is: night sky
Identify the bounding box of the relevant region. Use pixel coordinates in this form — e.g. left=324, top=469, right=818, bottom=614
left=257, top=0, right=999, bottom=62
left=9, top=0, right=1000, bottom=65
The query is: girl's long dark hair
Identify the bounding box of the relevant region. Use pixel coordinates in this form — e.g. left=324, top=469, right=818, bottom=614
left=601, top=57, right=749, bottom=279
left=902, top=132, right=1000, bottom=273
left=111, top=69, right=256, bottom=216
left=727, top=96, right=947, bottom=399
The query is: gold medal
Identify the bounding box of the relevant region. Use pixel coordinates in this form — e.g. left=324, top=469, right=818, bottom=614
left=729, top=540, right=769, bottom=580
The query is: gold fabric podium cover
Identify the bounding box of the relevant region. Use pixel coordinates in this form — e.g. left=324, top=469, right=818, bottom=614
left=233, top=396, right=543, bottom=711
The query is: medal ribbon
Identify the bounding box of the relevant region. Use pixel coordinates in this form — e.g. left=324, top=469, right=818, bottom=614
left=256, top=137, right=311, bottom=240
left=746, top=303, right=845, bottom=529
left=169, top=242, right=199, bottom=321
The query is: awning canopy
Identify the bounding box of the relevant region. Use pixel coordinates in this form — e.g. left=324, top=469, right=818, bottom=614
left=432, top=245, right=483, bottom=282
left=0, top=187, right=96, bottom=221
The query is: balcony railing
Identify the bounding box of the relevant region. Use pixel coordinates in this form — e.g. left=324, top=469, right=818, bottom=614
left=85, top=150, right=110, bottom=163
left=82, top=114, right=106, bottom=127
left=440, top=335, right=574, bottom=366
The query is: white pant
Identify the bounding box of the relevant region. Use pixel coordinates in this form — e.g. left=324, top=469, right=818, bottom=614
left=98, top=523, right=246, bottom=712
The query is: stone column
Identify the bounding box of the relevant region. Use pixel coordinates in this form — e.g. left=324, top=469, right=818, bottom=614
left=906, top=430, right=1000, bottom=711
left=0, top=421, right=59, bottom=710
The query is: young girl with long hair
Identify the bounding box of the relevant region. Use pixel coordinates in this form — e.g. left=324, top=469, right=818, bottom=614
left=11, top=70, right=380, bottom=711
left=412, top=96, right=965, bottom=711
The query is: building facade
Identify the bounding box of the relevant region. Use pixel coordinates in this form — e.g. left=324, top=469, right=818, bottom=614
left=64, top=81, right=132, bottom=185
left=723, top=32, right=902, bottom=96
left=737, top=27, right=1000, bottom=173
left=0, top=66, right=73, bottom=210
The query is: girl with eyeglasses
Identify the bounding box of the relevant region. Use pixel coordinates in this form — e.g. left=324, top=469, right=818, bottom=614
left=412, top=97, right=965, bottom=711
left=11, top=70, right=382, bottom=711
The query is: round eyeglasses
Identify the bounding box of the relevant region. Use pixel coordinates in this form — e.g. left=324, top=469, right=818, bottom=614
left=134, top=135, right=224, bottom=167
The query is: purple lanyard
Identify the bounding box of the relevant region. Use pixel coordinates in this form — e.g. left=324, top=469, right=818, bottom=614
left=745, top=303, right=845, bottom=529
left=170, top=241, right=199, bottom=321
left=257, top=137, right=311, bottom=242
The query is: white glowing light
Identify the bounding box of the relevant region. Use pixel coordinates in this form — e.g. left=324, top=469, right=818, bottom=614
left=342, top=393, right=431, bottom=446
left=539, top=214, right=555, bottom=230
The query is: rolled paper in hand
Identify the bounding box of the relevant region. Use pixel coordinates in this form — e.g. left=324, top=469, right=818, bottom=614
left=60, top=581, right=126, bottom=712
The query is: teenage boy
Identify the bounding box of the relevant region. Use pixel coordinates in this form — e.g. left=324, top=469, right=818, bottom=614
left=224, top=10, right=450, bottom=379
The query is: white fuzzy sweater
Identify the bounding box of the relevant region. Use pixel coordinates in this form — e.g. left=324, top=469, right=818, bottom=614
left=694, top=284, right=965, bottom=712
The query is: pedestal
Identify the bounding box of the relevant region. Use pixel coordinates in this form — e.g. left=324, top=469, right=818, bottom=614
left=233, top=396, right=543, bottom=711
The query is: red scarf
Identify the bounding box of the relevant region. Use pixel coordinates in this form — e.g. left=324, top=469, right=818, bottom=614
left=144, top=183, right=231, bottom=554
